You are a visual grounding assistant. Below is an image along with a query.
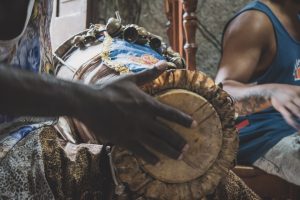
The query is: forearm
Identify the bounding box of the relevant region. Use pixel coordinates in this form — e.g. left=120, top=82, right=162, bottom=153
left=222, top=80, right=274, bottom=115
left=0, top=64, right=92, bottom=118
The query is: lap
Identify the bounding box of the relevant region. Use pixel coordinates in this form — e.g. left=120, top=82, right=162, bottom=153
left=254, top=133, right=300, bottom=185
left=40, top=126, right=109, bottom=199
left=0, top=126, right=54, bottom=199
left=0, top=124, right=106, bottom=199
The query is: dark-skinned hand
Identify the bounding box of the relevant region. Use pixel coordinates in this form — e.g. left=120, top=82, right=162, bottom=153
left=76, top=61, right=197, bottom=164
left=0, top=61, right=196, bottom=165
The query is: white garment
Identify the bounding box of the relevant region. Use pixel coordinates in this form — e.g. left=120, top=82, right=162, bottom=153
left=253, top=133, right=300, bottom=185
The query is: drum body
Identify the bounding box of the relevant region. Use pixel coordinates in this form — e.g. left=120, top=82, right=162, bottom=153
left=54, top=24, right=238, bottom=200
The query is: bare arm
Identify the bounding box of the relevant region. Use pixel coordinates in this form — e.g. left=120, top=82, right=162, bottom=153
left=216, top=11, right=300, bottom=130
left=216, top=10, right=275, bottom=115
left=0, top=64, right=88, bottom=117
left=0, top=63, right=196, bottom=164
left=220, top=80, right=272, bottom=115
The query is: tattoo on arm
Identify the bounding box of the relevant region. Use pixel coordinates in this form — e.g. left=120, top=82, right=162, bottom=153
left=234, top=96, right=271, bottom=116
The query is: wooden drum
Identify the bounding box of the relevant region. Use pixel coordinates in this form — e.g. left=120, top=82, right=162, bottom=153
left=54, top=24, right=238, bottom=200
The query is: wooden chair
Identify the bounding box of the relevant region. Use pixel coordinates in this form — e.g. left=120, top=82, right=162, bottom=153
left=164, top=0, right=198, bottom=71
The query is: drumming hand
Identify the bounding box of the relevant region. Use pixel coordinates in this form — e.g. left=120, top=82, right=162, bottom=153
left=269, top=84, right=300, bottom=130
left=77, top=61, right=197, bottom=164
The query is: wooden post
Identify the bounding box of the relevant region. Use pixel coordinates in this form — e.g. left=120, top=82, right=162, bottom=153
left=165, top=0, right=174, bottom=47
left=182, top=0, right=198, bottom=70
left=165, top=0, right=185, bottom=56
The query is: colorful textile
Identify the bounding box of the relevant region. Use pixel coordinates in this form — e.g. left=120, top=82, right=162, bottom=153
left=10, top=0, right=54, bottom=74
left=0, top=127, right=54, bottom=199
left=98, top=35, right=165, bottom=74
left=0, top=0, right=54, bottom=125
left=0, top=121, right=54, bottom=161
left=109, top=38, right=165, bottom=72
left=0, top=1, right=56, bottom=198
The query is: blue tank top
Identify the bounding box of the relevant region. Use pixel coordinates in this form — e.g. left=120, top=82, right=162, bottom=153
left=228, top=1, right=300, bottom=164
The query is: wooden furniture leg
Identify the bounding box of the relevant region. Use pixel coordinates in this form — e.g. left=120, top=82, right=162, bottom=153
left=165, top=0, right=184, bottom=57
left=182, top=0, right=198, bottom=70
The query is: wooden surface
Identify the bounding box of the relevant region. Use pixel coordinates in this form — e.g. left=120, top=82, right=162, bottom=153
left=165, top=0, right=198, bottom=70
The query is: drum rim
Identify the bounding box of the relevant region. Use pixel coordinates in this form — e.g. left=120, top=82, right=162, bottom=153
left=112, top=69, right=238, bottom=199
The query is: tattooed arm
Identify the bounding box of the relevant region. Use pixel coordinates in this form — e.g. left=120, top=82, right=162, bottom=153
left=235, top=97, right=270, bottom=116
left=216, top=11, right=274, bottom=115
left=216, top=11, right=300, bottom=130
left=219, top=79, right=300, bottom=130
left=220, top=80, right=272, bottom=116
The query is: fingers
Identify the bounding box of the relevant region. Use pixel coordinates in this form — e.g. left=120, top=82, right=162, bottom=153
left=125, top=142, right=159, bottom=165
left=147, top=120, right=187, bottom=152
left=277, top=105, right=300, bottom=130
left=285, top=102, right=300, bottom=119
left=126, top=61, right=171, bottom=86
left=152, top=100, right=197, bottom=128
left=141, top=133, right=182, bottom=160
left=293, top=98, right=300, bottom=108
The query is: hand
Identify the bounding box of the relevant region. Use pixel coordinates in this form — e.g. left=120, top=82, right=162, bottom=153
left=77, top=61, right=197, bottom=164
left=270, top=84, right=300, bottom=130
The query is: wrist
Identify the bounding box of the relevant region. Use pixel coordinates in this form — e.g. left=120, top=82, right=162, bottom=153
left=69, top=83, right=106, bottom=120
left=250, top=83, right=277, bottom=100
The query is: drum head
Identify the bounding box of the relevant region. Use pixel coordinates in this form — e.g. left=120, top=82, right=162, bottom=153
left=112, top=69, right=238, bottom=199
left=142, top=89, right=222, bottom=183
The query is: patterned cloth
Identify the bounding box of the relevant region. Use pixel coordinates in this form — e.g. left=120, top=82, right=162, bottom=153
left=0, top=0, right=54, bottom=125
left=0, top=0, right=54, bottom=161
left=0, top=0, right=56, bottom=199
left=41, top=127, right=107, bottom=199
left=108, top=38, right=164, bottom=72
left=0, top=126, right=55, bottom=199
left=41, top=126, right=259, bottom=200
left=211, top=171, right=261, bottom=200
left=8, top=0, right=54, bottom=74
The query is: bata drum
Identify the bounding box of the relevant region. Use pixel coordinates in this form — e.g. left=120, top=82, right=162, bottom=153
left=54, top=22, right=238, bottom=200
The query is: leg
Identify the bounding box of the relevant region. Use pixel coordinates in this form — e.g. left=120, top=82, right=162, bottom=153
left=254, top=133, right=300, bottom=186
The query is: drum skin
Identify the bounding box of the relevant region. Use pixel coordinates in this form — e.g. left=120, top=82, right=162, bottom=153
left=54, top=25, right=238, bottom=200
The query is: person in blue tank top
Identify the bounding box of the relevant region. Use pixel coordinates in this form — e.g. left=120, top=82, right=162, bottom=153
left=216, top=0, right=300, bottom=185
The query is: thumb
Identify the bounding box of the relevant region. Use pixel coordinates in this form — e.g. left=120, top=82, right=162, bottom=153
left=128, top=61, right=173, bottom=86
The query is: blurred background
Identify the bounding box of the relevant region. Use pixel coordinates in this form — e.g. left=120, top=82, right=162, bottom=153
left=51, top=0, right=250, bottom=78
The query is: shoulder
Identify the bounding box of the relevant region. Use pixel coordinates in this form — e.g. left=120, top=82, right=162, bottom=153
left=216, top=10, right=276, bottom=83
left=223, top=10, right=274, bottom=47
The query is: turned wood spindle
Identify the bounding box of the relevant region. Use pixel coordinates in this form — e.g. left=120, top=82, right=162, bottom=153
left=165, top=0, right=174, bottom=46
left=182, top=0, right=198, bottom=70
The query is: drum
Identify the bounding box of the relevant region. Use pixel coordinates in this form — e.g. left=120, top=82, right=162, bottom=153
left=54, top=24, right=238, bottom=200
